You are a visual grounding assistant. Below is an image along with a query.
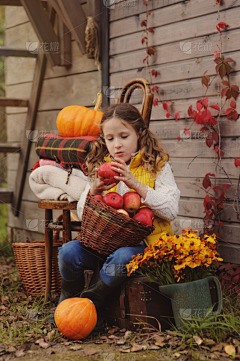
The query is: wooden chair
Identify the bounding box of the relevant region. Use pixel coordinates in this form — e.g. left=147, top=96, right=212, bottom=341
left=39, top=78, right=153, bottom=300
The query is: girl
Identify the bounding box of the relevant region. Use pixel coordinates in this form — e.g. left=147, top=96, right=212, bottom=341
left=57, top=103, right=180, bottom=330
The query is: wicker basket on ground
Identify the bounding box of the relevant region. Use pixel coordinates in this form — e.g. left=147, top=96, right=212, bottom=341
left=12, top=212, right=80, bottom=297
left=80, top=193, right=155, bottom=255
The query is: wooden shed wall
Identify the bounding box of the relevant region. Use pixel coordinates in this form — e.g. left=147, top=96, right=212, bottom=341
left=5, top=2, right=101, bottom=242
left=108, top=0, right=240, bottom=262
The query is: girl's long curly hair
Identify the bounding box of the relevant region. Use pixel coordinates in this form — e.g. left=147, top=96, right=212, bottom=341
left=86, top=103, right=169, bottom=180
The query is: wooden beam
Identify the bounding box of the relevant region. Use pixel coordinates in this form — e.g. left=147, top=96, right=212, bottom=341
left=0, top=47, right=37, bottom=58
left=57, top=0, right=86, bottom=55
left=0, top=98, right=28, bottom=107
left=57, top=15, right=72, bottom=66
left=12, top=52, right=47, bottom=216
left=20, top=0, right=61, bottom=67
left=100, top=0, right=109, bottom=109
left=0, top=188, right=13, bottom=204
left=48, top=0, right=69, bottom=29
left=0, top=143, right=21, bottom=153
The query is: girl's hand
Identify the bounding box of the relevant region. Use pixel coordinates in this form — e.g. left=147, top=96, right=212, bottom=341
left=111, top=158, right=148, bottom=199
left=89, top=168, right=117, bottom=196
left=110, top=158, right=140, bottom=189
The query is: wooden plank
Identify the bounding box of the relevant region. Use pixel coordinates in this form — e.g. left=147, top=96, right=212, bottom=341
left=0, top=188, right=13, bottom=203
left=20, top=0, right=61, bottom=67
left=218, top=243, right=240, bottom=264
left=57, top=15, right=72, bottom=66
left=109, top=6, right=240, bottom=55
left=172, top=216, right=240, bottom=245
left=0, top=142, right=21, bottom=153
left=0, top=47, right=37, bottom=57
left=110, top=0, right=184, bottom=22
left=149, top=119, right=240, bottom=139
left=171, top=158, right=239, bottom=179
left=6, top=70, right=101, bottom=114
left=160, top=138, right=240, bottom=159
left=57, top=0, right=87, bottom=55
left=0, top=98, right=28, bottom=107
left=179, top=198, right=239, bottom=224
left=8, top=170, right=38, bottom=202
left=110, top=50, right=240, bottom=87
left=110, top=0, right=240, bottom=39
left=12, top=52, right=47, bottom=216
left=110, top=29, right=240, bottom=73
left=110, top=94, right=240, bottom=121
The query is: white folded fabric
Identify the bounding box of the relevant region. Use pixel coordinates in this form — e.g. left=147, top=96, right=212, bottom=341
left=29, top=165, right=88, bottom=202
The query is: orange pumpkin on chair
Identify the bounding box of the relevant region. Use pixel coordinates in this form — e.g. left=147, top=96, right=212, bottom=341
left=54, top=298, right=97, bottom=340
left=56, top=105, right=103, bottom=137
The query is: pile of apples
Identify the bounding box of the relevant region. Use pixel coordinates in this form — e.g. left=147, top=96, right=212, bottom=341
left=94, top=192, right=154, bottom=226
left=95, top=163, right=154, bottom=226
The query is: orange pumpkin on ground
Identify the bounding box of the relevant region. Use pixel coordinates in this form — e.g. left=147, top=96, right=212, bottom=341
left=56, top=105, right=103, bottom=137
left=54, top=298, right=97, bottom=340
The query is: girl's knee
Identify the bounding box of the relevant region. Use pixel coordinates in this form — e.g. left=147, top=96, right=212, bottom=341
left=58, top=240, right=80, bottom=267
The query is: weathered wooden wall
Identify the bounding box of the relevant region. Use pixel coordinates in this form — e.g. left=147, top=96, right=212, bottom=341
left=108, top=0, right=240, bottom=263
left=5, top=1, right=101, bottom=242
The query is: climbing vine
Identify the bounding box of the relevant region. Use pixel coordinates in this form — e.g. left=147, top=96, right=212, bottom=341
left=141, top=0, right=240, bottom=239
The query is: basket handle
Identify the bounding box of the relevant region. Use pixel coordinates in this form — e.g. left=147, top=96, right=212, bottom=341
left=115, top=78, right=153, bottom=127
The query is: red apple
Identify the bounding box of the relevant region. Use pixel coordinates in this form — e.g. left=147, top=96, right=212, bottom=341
left=103, top=192, right=123, bottom=210
left=137, top=207, right=154, bottom=221
left=133, top=212, right=153, bottom=226
left=98, top=163, right=119, bottom=185
left=123, top=192, right=141, bottom=213
left=117, top=209, right=130, bottom=218
left=94, top=195, right=103, bottom=201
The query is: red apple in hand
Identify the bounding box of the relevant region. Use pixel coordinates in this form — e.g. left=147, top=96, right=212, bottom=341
left=94, top=195, right=103, bottom=201
left=103, top=192, right=123, bottom=209
left=137, top=207, right=154, bottom=221
left=123, top=192, right=141, bottom=213
left=133, top=212, right=153, bottom=226
left=117, top=209, right=130, bottom=218
left=98, top=163, right=119, bottom=185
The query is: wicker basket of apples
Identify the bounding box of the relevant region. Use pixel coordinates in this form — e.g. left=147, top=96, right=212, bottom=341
left=80, top=164, right=155, bottom=255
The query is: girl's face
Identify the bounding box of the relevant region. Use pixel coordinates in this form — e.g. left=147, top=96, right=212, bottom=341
left=102, top=117, right=139, bottom=164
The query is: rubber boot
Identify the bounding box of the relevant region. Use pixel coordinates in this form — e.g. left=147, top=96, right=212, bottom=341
left=58, top=275, right=85, bottom=304
left=48, top=275, right=85, bottom=324
left=80, top=275, right=115, bottom=333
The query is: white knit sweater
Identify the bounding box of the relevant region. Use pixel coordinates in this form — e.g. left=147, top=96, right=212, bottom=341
left=77, top=160, right=181, bottom=222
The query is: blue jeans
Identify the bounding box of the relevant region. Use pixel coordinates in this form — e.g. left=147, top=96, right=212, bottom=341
left=58, top=240, right=146, bottom=288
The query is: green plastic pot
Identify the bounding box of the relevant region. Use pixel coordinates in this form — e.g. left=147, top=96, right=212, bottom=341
left=159, top=276, right=222, bottom=331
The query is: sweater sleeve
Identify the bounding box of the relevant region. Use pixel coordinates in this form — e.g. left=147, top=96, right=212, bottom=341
left=141, top=161, right=180, bottom=221
left=77, top=181, right=91, bottom=221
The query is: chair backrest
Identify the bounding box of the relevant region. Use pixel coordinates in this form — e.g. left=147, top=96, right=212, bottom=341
left=115, top=78, right=153, bottom=127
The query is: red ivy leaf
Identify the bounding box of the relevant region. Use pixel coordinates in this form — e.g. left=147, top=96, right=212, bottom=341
left=151, top=69, right=159, bottom=78
left=166, top=111, right=171, bottom=119
left=147, top=46, right=155, bottom=56
left=213, top=186, right=222, bottom=192
left=235, top=158, right=240, bottom=167
left=203, top=173, right=215, bottom=189
left=209, top=105, right=220, bottom=111
left=218, top=22, right=228, bottom=30
left=140, top=19, right=147, bottom=27
left=217, top=191, right=226, bottom=205
left=175, top=112, right=180, bottom=121
left=162, top=102, right=168, bottom=111
left=151, top=86, right=159, bottom=92
left=222, top=184, right=231, bottom=190
left=225, top=57, right=234, bottom=62
left=219, top=220, right=224, bottom=226
left=177, top=135, right=180, bottom=141
left=197, top=102, right=202, bottom=111
left=200, top=126, right=209, bottom=133
left=153, top=98, right=158, bottom=106
left=216, top=25, right=221, bottom=32
left=147, top=28, right=154, bottom=33
left=202, top=97, right=209, bottom=108
left=202, top=75, right=210, bottom=87
left=143, top=0, right=148, bottom=5
left=141, top=37, right=148, bottom=44
left=222, top=80, right=230, bottom=86
left=231, top=85, right=239, bottom=100
left=230, top=101, right=236, bottom=108
left=147, top=11, right=151, bottom=15
left=143, top=57, right=148, bottom=64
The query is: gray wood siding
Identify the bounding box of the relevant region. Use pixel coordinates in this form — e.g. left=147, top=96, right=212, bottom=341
left=108, top=0, right=240, bottom=262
